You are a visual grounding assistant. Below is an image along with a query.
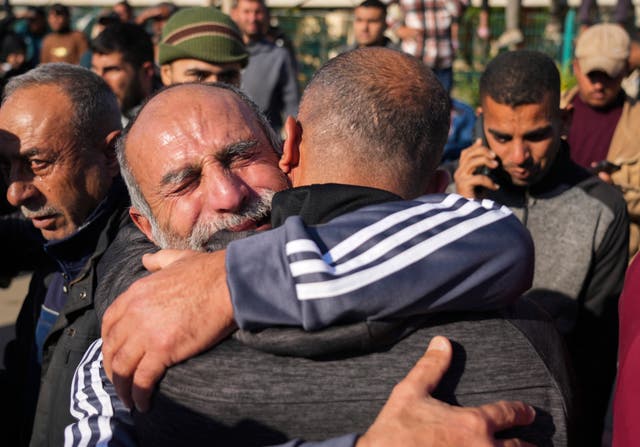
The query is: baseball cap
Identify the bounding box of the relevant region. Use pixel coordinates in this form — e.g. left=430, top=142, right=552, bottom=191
left=575, top=24, right=630, bottom=77
left=158, top=7, right=248, bottom=67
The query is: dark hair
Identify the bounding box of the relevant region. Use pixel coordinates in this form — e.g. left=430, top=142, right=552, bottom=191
left=357, top=0, right=387, bottom=13
left=301, top=47, right=450, bottom=197
left=114, top=1, right=133, bottom=16
left=27, top=6, right=46, bottom=18
left=50, top=3, right=70, bottom=16
left=92, top=22, right=154, bottom=68
left=1, top=33, right=26, bottom=60
left=480, top=50, right=560, bottom=108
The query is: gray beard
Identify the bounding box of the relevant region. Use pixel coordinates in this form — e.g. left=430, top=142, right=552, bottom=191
left=150, top=190, right=274, bottom=252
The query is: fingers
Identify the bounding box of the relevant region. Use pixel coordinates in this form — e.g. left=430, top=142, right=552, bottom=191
left=401, top=336, right=453, bottom=395
left=479, top=400, right=536, bottom=433
left=142, top=249, right=196, bottom=272
left=131, top=353, right=169, bottom=412
left=455, top=142, right=500, bottom=198
left=101, top=300, right=130, bottom=381
left=458, top=142, right=498, bottom=176
left=106, top=330, right=146, bottom=409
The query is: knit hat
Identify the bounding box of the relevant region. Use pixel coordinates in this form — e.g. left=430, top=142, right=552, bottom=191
left=158, top=7, right=248, bottom=67
left=575, top=24, right=630, bottom=77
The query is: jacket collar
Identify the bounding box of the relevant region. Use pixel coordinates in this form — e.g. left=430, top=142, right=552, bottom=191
left=270, top=183, right=402, bottom=227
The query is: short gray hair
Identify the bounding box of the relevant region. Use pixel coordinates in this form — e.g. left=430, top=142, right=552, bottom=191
left=3, top=63, right=122, bottom=150
left=116, top=81, right=281, bottom=222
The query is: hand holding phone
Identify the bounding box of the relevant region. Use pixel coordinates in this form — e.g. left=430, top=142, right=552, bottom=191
left=454, top=139, right=501, bottom=199
left=590, top=160, right=621, bottom=175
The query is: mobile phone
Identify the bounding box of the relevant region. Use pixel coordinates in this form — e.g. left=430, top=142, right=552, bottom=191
left=472, top=115, right=509, bottom=186
left=474, top=114, right=488, bottom=147
left=591, top=160, right=621, bottom=174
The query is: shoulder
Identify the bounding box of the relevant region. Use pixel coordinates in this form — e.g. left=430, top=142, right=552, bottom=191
left=574, top=171, right=627, bottom=218
left=95, top=222, right=156, bottom=321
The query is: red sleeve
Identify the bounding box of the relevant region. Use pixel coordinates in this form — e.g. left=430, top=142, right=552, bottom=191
left=613, top=256, right=640, bottom=446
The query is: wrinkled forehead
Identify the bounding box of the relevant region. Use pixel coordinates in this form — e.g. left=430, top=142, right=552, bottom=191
left=126, top=86, right=269, bottom=170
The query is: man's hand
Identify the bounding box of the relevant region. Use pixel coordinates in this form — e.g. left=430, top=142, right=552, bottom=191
left=454, top=139, right=500, bottom=199
left=357, top=336, right=536, bottom=447
left=101, top=249, right=237, bottom=412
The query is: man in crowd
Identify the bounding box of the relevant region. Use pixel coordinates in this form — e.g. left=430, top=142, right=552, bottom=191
left=561, top=23, right=640, bottom=258
left=453, top=49, right=629, bottom=445
left=157, top=7, right=248, bottom=87
left=391, top=0, right=465, bottom=93
left=91, top=22, right=156, bottom=126
left=338, top=0, right=400, bottom=53
left=0, top=64, right=127, bottom=446
left=231, top=0, right=299, bottom=132
left=72, top=49, right=575, bottom=445
left=40, top=3, right=88, bottom=64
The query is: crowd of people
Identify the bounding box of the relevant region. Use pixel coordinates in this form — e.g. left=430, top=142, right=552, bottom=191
left=0, top=0, right=638, bottom=446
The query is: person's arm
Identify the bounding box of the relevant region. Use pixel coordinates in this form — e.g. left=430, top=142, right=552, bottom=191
left=65, top=339, right=137, bottom=447
left=102, top=195, right=534, bottom=410
left=580, top=190, right=628, bottom=319
left=227, top=194, right=534, bottom=330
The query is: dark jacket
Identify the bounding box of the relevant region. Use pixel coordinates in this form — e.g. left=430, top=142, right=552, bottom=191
left=1, top=179, right=130, bottom=447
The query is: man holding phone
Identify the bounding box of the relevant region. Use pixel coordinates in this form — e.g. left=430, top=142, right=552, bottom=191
left=453, top=49, right=628, bottom=445
left=561, top=24, right=640, bottom=258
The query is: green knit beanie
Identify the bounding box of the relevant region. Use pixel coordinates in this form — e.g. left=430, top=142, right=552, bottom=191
left=158, top=7, right=248, bottom=67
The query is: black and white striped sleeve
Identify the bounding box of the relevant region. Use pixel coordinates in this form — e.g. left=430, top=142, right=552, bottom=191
left=227, top=194, right=534, bottom=331
left=65, top=338, right=137, bottom=447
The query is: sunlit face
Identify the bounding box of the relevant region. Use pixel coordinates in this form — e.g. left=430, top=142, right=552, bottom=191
left=231, top=0, right=267, bottom=40
left=354, top=6, right=386, bottom=47
left=126, top=86, right=289, bottom=250
left=160, top=59, right=242, bottom=87
left=47, top=10, right=68, bottom=32
left=0, top=86, right=116, bottom=240
left=574, top=60, right=625, bottom=109
left=92, top=51, right=145, bottom=113
left=481, top=93, right=562, bottom=187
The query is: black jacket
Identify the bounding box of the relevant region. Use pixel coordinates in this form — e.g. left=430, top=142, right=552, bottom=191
left=1, top=179, right=131, bottom=447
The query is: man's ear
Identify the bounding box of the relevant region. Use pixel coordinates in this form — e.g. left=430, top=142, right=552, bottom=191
left=424, top=168, right=451, bottom=194
left=160, top=64, right=172, bottom=86
left=572, top=59, right=581, bottom=76
left=279, top=115, right=301, bottom=175
left=129, top=207, right=155, bottom=243
left=103, top=129, right=121, bottom=178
